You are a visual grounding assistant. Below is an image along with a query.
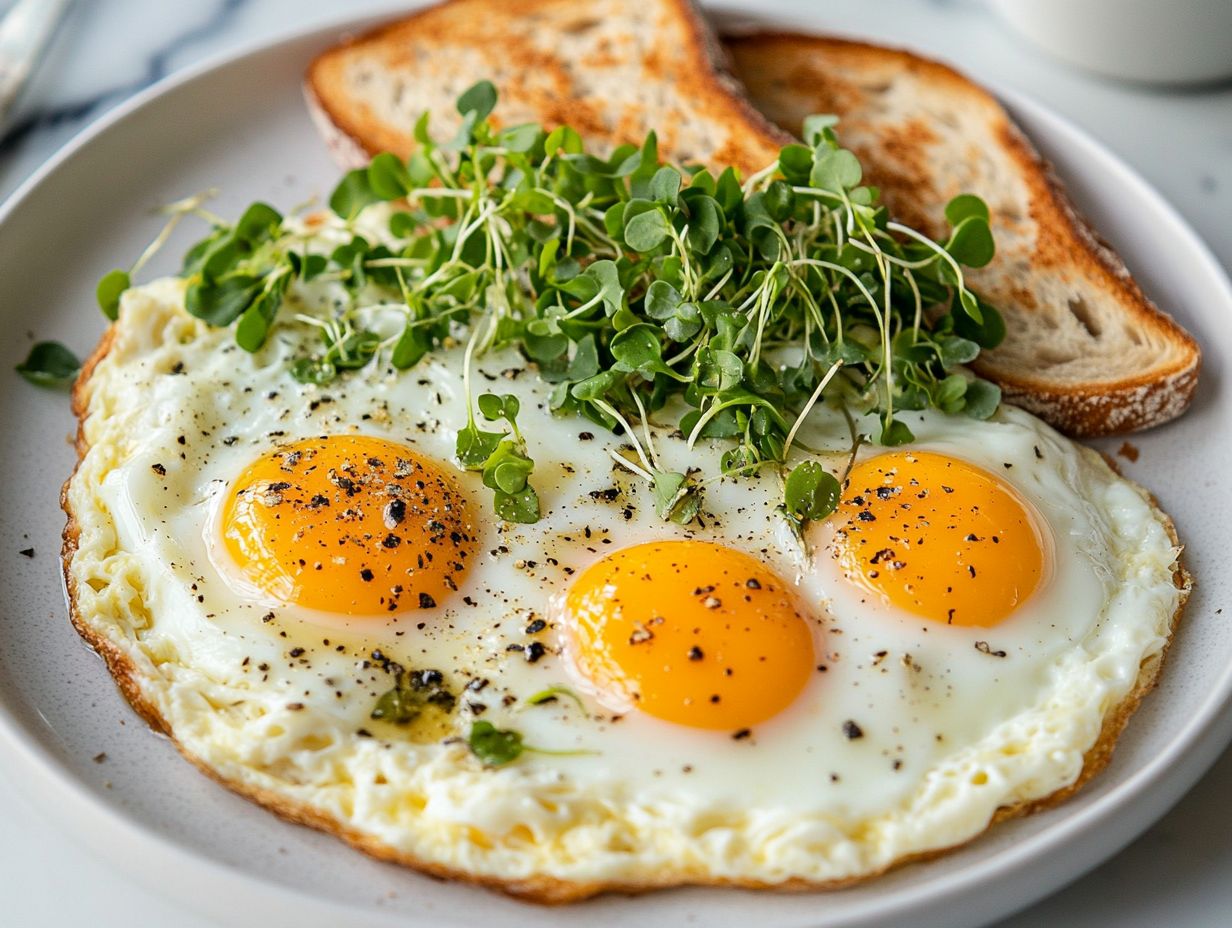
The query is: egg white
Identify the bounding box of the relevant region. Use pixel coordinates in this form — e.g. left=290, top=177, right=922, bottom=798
left=64, top=219, right=1184, bottom=890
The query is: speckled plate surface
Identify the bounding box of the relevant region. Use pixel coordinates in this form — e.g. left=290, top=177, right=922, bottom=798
left=0, top=13, right=1230, bottom=928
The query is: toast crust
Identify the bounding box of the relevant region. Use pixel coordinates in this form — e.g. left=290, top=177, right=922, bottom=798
left=724, top=33, right=1201, bottom=437
left=62, top=321, right=1190, bottom=903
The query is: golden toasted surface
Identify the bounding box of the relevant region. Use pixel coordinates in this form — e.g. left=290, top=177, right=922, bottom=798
left=726, top=33, right=1200, bottom=436
left=307, top=0, right=788, bottom=176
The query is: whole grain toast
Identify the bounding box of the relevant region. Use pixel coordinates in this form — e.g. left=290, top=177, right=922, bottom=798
left=306, top=1, right=1200, bottom=436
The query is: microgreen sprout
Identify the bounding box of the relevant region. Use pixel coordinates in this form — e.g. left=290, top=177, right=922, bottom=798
left=466, top=720, right=595, bottom=767
left=456, top=389, right=541, bottom=523
left=95, top=81, right=1004, bottom=531
left=15, top=341, right=81, bottom=387
left=370, top=667, right=456, bottom=725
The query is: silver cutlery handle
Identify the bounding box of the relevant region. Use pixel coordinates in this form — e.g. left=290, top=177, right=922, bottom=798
left=0, top=0, right=74, bottom=125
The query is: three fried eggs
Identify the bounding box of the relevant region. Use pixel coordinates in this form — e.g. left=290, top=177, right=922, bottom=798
left=65, top=254, right=1184, bottom=893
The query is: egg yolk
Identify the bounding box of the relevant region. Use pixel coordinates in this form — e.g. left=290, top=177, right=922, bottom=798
left=220, top=435, right=475, bottom=615
left=829, top=451, right=1045, bottom=627
left=562, top=540, right=816, bottom=730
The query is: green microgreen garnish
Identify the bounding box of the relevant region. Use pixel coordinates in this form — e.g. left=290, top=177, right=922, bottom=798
left=467, top=720, right=525, bottom=766
left=15, top=341, right=81, bottom=387
left=95, top=270, right=131, bottom=321
left=456, top=389, right=540, bottom=523
left=784, top=461, right=841, bottom=524
left=95, top=80, right=1004, bottom=531
left=466, top=720, right=594, bottom=767
left=370, top=668, right=456, bottom=724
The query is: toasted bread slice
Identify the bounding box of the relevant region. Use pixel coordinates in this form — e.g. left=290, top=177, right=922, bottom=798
left=306, top=0, right=787, bottom=176
left=726, top=33, right=1200, bottom=436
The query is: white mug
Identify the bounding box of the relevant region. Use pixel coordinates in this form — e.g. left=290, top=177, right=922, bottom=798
left=989, top=0, right=1232, bottom=85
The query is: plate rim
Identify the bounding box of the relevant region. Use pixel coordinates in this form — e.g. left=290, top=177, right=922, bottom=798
left=2, top=9, right=1231, bottom=927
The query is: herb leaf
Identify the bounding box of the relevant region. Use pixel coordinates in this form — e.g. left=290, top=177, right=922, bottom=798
left=652, top=470, right=701, bottom=525
left=330, top=168, right=382, bottom=220
left=784, top=462, right=841, bottom=523
left=367, top=152, right=412, bottom=199
left=493, top=484, right=540, bottom=523
left=16, top=341, right=81, bottom=387
left=456, top=424, right=503, bottom=468
left=371, top=668, right=456, bottom=724
left=963, top=378, right=1002, bottom=419
left=945, top=193, right=990, bottom=226
left=467, top=720, right=524, bottom=766
left=811, top=148, right=862, bottom=192
left=946, top=216, right=996, bottom=267
left=457, top=80, right=498, bottom=121
left=457, top=395, right=541, bottom=523
left=624, top=208, right=669, bottom=252
left=96, top=269, right=131, bottom=320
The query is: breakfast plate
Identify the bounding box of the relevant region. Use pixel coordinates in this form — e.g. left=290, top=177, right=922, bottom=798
left=1, top=10, right=1230, bottom=928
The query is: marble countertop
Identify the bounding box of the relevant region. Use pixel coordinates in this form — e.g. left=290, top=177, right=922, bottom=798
left=1, top=1, right=1229, bottom=925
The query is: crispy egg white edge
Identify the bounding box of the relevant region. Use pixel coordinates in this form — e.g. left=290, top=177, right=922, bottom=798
left=63, top=269, right=1184, bottom=888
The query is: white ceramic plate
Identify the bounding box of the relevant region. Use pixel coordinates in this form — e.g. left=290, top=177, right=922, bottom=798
left=1, top=14, right=1230, bottom=928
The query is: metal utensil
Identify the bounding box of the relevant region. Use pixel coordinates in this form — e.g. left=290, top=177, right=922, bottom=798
left=0, top=0, right=74, bottom=128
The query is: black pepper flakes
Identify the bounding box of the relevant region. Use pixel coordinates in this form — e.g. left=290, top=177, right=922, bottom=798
left=842, top=720, right=864, bottom=740
left=383, top=499, right=406, bottom=528
left=628, top=624, right=655, bottom=645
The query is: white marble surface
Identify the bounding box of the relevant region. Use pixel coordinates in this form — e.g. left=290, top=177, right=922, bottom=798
left=1, top=0, right=1229, bottom=925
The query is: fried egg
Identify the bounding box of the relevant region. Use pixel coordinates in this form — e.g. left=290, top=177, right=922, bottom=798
left=64, top=232, right=1186, bottom=897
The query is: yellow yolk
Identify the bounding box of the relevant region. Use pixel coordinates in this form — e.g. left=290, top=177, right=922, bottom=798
left=830, top=451, right=1045, bottom=627
left=563, top=540, right=816, bottom=731
left=221, top=435, right=475, bottom=615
